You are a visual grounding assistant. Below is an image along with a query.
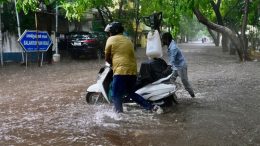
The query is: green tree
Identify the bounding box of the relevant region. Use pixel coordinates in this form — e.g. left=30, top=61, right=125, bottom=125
left=7, top=0, right=260, bottom=61
left=140, top=0, right=260, bottom=61
left=192, top=0, right=260, bottom=61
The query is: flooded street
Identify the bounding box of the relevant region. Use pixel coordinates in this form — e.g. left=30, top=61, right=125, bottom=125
left=0, top=43, right=260, bottom=146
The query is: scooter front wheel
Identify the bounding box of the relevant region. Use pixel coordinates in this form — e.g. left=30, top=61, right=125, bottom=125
left=86, top=92, right=106, bottom=104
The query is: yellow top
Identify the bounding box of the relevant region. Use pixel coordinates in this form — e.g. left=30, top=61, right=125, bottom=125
left=105, top=34, right=137, bottom=75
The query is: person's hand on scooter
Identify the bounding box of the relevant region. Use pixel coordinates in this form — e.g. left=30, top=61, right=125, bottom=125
left=162, top=65, right=172, bottom=76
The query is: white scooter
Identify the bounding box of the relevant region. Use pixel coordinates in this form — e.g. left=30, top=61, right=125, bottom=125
left=85, top=62, right=178, bottom=106
left=86, top=13, right=178, bottom=106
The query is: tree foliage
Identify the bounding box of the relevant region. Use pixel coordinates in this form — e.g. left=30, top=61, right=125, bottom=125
left=1, top=0, right=258, bottom=32
left=15, top=0, right=115, bottom=21
left=1, top=1, right=35, bottom=34
left=2, top=0, right=259, bottom=60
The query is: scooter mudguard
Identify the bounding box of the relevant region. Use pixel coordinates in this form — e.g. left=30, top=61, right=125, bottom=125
left=136, top=83, right=176, bottom=101
left=86, top=83, right=101, bottom=93
left=136, top=84, right=175, bottom=94
left=140, top=89, right=173, bottom=100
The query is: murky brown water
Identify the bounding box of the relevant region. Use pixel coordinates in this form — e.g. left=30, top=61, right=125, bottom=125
left=1, top=43, right=260, bottom=146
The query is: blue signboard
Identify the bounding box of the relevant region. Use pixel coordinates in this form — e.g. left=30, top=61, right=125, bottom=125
left=18, top=30, right=53, bottom=52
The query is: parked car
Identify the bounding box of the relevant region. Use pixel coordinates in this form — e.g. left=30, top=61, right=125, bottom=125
left=65, top=31, right=100, bottom=59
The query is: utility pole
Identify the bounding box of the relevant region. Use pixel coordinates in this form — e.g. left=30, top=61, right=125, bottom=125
left=35, top=12, right=40, bottom=66
left=15, top=0, right=24, bottom=63
left=53, top=2, right=60, bottom=62
left=35, top=1, right=46, bottom=67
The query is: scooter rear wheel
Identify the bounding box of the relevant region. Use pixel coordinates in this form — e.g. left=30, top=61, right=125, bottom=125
left=86, top=92, right=106, bottom=104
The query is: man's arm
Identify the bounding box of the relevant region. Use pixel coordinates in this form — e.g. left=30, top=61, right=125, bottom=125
left=104, top=39, right=112, bottom=65
left=162, top=65, right=173, bottom=76
left=169, top=44, right=178, bottom=70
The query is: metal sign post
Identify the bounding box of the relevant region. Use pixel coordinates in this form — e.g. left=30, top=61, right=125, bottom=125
left=18, top=30, right=53, bottom=67
left=53, top=3, right=60, bottom=63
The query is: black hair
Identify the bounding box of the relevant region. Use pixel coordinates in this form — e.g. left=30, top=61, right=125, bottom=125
left=109, top=22, right=124, bottom=36
left=162, top=32, right=172, bottom=46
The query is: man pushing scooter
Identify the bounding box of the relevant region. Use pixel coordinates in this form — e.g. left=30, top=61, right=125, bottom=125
left=104, top=22, right=163, bottom=114
left=86, top=12, right=178, bottom=113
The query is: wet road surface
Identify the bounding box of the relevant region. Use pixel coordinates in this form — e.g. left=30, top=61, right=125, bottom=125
left=0, top=43, right=260, bottom=146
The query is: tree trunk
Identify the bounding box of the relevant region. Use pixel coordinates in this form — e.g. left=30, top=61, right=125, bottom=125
left=74, top=21, right=82, bottom=32
left=0, top=3, right=3, bottom=67
left=97, top=7, right=107, bottom=28
left=222, top=35, right=229, bottom=52
left=207, top=28, right=219, bottom=46
left=241, top=0, right=250, bottom=60
left=97, top=6, right=113, bottom=27
left=118, top=0, right=124, bottom=19
left=210, top=0, right=229, bottom=52
left=229, top=39, right=236, bottom=55
left=193, top=8, right=243, bottom=61
left=104, top=6, right=113, bottom=22
left=210, top=0, right=223, bottom=25
left=37, top=5, right=53, bottom=64
left=134, top=0, right=140, bottom=50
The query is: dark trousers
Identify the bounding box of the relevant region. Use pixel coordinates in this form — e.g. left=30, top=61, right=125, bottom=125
left=172, top=66, right=194, bottom=96
left=112, top=75, right=153, bottom=113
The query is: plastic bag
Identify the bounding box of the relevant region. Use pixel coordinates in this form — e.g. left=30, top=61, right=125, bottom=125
left=146, top=30, right=163, bottom=59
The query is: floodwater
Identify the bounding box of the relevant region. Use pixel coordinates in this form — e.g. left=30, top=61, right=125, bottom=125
left=0, top=43, right=260, bottom=146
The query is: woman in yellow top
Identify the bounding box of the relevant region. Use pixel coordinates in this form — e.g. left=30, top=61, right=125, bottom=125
left=104, top=22, right=163, bottom=113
